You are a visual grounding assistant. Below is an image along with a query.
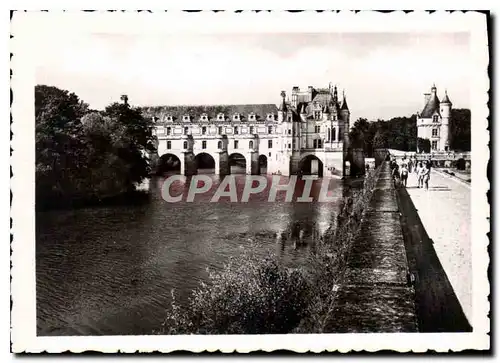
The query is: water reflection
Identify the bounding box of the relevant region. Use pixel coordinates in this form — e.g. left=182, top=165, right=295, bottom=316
left=36, top=173, right=345, bottom=335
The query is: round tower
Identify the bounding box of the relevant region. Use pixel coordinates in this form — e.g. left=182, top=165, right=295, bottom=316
left=440, top=89, right=452, bottom=151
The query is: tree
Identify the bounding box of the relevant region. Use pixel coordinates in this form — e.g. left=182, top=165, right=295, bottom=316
left=417, top=137, right=431, bottom=153
left=349, top=118, right=370, bottom=149
left=35, top=85, right=89, bottom=200
left=450, top=108, right=471, bottom=151
left=103, top=97, right=156, bottom=187
left=372, top=129, right=389, bottom=149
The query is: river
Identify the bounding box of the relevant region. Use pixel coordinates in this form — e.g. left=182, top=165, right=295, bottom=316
left=36, top=171, right=347, bottom=335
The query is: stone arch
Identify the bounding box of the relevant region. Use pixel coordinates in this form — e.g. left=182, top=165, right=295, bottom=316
left=259, top=154, right=268, bottom=174
left=298, top=154, right=324, bottom=177
left=157, top=153, right=183, bottom=175
left=194, top=152, right=216, bottom=174
left=456, top=157, right=466, bottom=171
left=228, top=153, right=247, bottom=174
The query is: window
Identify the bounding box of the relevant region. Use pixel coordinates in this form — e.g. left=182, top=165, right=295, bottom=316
left=267, top=113, right=275, bottom=121
left=250, top=126, right=254, bottom=134
left=184, top=127, right=189, bottom=135
left=234, top=140, right=239, bottom=149
left=183, top=141, right=188, bottom=149
left=332, top=127, right=336, bottom=141
left=287, top=115, right=292, bottom=122
left=314, top=111, right=321, bottom=120
left=292, top=139, right=296, bottom=149
left=202, top=140, right=207, bottom=149
left=218, top=141, right=223, bottom=149
left=431, top=140, right=438, bottom=150
left=166, top=127, right=171, bottom=135
left=268, top=140, right=272, bottom=148
left=268, top=126, right=273, bottom=134
left=268, top=152, right=271, bottom=157
left=201, top=114, right=208, bottom=121
left=166, top=116, right=173, bottom=122
left=217, top=113, right=225, bottom=121
left=249, top=140, right=254, bottom=149
left=287, top=143, right=291, bottom=149
left=313, top=139, right=317, bottom=148
left=183, top=115, right=190, bottom=122
left=233, top=113, right=240, bottom=121
left=202, top=126, right=207, bottom=135
left=432, top=128, right=438, bottom=137
left=327, top=128, right=330, bottom=142
left=234, top=127, right=239, bottom=135
left=167, top=141, right=171, bottom=149
left=433, top=115, right=439, bottom=123
left=218, top=126, right=223, bottom=135
left=315, top=125, right=321, bottom=133
left=288, top=129, right=291, bottom=135
left=318, top=139, right=322, bottom=148
left=249, top=114, right=255, bottom=121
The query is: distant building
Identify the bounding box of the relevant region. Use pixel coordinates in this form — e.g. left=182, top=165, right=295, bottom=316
left=416, top=84, right=452, bottom=152
left=142, top=84, right=353, bottom=177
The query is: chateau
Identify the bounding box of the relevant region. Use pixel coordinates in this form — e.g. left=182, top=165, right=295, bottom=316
left=417, top=84, right=452, bottom=152
left=142, top=84, right=358, bottom=177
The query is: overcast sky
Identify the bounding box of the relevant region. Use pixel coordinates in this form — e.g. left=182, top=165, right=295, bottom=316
left=36, top=32, right=471, bottom=121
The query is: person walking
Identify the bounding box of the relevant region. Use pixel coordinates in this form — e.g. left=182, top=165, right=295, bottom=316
left=416, top=162, right=424, bottom=188
left=400, top=163, right=409, bottom=187
left=422, top=162, right=431, bottom=190
left=392, top=162, right=400, bottom=188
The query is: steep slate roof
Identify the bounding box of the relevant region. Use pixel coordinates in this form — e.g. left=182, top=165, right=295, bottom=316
left=141, top=104, right=279, bottom=122
left=420, top=93, right=441, bottom=118
left=340, top=97, right=349, bottom=111
left=441, top=91, right=452, bottom=104
left=312, top=90, right=334, bottom=106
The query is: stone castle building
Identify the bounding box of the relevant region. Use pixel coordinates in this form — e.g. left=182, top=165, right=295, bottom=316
left=416, top=84, right=452, bottom=152
left=142, top=84, right=358, bottom=177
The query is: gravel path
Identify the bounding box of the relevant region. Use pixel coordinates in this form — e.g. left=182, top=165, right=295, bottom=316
left=405, top=169, right=472, bottom=324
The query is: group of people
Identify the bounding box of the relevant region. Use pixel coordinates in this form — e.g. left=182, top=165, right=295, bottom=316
left=390, top=156, right=432, bottom=190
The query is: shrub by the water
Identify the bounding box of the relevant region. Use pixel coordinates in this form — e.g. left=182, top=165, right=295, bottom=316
left=161, top=253, right=312, bottom=334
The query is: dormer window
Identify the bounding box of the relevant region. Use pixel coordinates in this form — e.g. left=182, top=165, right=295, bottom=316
left=314, top=111, right=321, bottom=120
left=233, top=113, right=241, bottom=122
left=200, top=113, right=208, bottom=122
left=183, top=115, right=190, bottom=122
left=217, top=113, right=225, bottom=121
left=248, top=113, right=256, bottom=121
left=267, top=113, right=275, bottom=121
left=432, top=115, right=439, bottom=123
left=165, top=115, right=173, bottom=122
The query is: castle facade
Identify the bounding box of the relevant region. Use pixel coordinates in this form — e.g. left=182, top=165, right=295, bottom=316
left=142, top=84, right=353, bottom=177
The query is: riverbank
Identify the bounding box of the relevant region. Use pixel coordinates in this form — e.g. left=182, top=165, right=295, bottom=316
left=36, top=189, right=151, bottom=212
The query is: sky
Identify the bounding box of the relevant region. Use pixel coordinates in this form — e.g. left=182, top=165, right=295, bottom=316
left=36, top=32, right=472, bottom=121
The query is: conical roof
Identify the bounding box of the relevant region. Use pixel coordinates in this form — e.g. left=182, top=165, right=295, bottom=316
left=340, top=96, right=349, bottom=111
left=441, top=90, right=452, bottom=104
left=420, top=92, right=440, bottom=118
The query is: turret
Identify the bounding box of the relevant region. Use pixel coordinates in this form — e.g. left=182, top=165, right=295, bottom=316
left=340, top=92, right=350, bottom=151
left=278, top=90, right=287, bottom=123
left=440, top=89, right=452, bottom=151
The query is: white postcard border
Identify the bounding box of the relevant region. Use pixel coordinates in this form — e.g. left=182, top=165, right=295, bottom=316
left=10, top=10, right=490, bottom=352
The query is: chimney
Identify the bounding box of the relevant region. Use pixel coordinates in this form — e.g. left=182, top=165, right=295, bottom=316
left=308, top=86, right=314, bottom=102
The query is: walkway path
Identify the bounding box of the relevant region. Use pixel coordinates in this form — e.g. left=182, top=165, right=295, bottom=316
left=404, top=169, right=472, bottom=325
left=327, top=162, right=417, bottom=332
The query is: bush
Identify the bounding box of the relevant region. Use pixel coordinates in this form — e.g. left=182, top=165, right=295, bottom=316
left=160, top=251, right=312, bottom=334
